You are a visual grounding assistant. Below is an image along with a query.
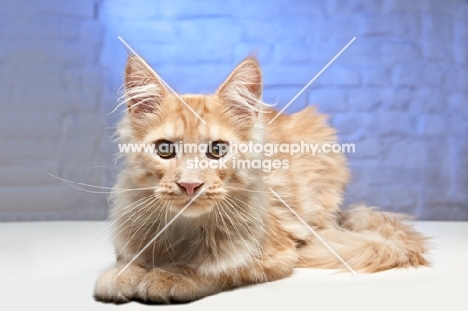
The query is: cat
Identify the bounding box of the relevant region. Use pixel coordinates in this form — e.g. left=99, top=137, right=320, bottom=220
left=94, top=55, right=428, bottom=304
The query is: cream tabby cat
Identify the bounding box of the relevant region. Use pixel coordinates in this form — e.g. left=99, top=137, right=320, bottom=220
left=94, top=55, right=428, bottom=304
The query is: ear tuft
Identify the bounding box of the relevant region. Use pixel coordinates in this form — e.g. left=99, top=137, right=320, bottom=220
left=124, top=56, right=166, bottom=115
left=217, top=56, right=263, bottom=117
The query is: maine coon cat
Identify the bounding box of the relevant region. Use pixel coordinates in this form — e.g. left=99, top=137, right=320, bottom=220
left=94, top=55, right=428, bottom=304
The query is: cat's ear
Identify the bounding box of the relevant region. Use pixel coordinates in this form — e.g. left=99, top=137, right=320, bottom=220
left=216, top=56, right=263, bottom=117
left=124, top=56, right=167, bottom=114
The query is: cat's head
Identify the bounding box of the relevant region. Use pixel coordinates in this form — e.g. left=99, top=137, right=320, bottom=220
left=118, top=55, right=266, bottom=217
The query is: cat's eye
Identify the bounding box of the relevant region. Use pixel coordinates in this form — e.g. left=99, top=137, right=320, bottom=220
left=155, top=140, right=176, bottom=159
left=207, top=141, right=229, bottom=159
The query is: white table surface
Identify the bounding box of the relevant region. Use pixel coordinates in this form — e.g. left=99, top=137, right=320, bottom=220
left=0, top=221, right=466, bottom=311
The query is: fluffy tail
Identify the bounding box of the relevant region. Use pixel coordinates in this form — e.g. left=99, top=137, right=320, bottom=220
left=297, top=205, right=429, bottom=273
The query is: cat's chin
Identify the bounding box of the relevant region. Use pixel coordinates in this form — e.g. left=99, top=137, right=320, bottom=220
left=169, top=198, right=213, bottom=219
left=179, top=208, right=210, bottom=218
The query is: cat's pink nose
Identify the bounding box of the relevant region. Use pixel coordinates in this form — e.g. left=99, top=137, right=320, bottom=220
left=177, top=182, right=204, bottom=196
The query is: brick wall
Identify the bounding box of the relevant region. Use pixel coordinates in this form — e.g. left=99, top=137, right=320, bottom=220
left=0, top=0, right=109, bottom=220
left=1, top=0, right=467, bottom=220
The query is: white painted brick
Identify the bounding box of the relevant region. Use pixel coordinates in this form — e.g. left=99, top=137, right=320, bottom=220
left=158, top=0, right=225, bottom=18
left=362, top=66, right=391, bottom=86
left=83, top=67, right=104, bottom=96
left=234, top=43, right=274, bottom=64
left=331, top=113, right=378, bottom=140
left=0, top=114, right=61, bottom=141
left=110, top=20, right=178, bottom=44
left=359, top=15, right=420, bottom=39
left=454, top=20, right=468, bottom=42
left=61, top=114, right=107, bottom=142
left=346, top=139, right=381, bottom=160
left=80, top=20, right=104, bottom=44
left=424, top=139, right=452, bottom=184
left=2, top=0, right=96, bottom=18
left=453, top=0, right=468, bottom=21
left=443, top=68, right=468, bottom=92
left=366, top=166, right=424, bottom=185
left=379, top=112, right=415, bottom=136
left=338, top=41, right=383, bottom=66
left=318, top=66, right=361, bottom=86
left=4, top=41, right=100, bottom=66
left=45, top=0, right=96, bottom=18
left=422, top=16, right=453, bottom=43
left=317, top=17, right=360, bottom=40
left=308, top=89, right=348, bottom=113
left=326, top=0, right=381, bottom=14
left=0, top=166, right=58, bottom=186
left=453, top=43, right=468, bottom=66
left=447, top=114, right=468, bottom=136
left=218, top=0, right=324, bottom=18
left=423, top=186, right=468, bottom=220
left=100, top=0, right=160, bottom=19
left=309, top=41, right=360, bottom=64
left=9, top=66, right=62, bottom=90
left=367, top=185, right=420, bottom=214
left=0, top=140, right=60, bottom=161
left=422, top=42, right=453, bottom=63
left=393, top=63, right=444, bottom=87
left=382, top=0, right=423, bottom=13
left=347, top=88, right=382, bottom=111
left=421, top=0, right=457, bottom=16
left=177, top=19, right=241, bottom=44
left=380, top=138, right=426, bottom=170
left=151, top=43, right=234, bottom=65
left=407, top=88, right=444, bottom=113
left=422, top=63, right=449, bottom=86
left=241, top=18, right=316, bottom=42
left=453, top=140, right=468, bottom=190
left=417, top=114, right=446, bottom=137
left=380, top=88, right=415, bottom=111
left=262, top=65, right=320, bottom=86
left=448, top=92, right=468, bottom=115
left=393, top=64, right=423, bottom=87
left=0, top=15, right=82, bottom=41
left=7, top=87, right=100, bottom=114
left=274, top=43, right=310, bottom=64
left=269, top=0, right=324, bottom=17
left=382, top=42, right=421, bottom=63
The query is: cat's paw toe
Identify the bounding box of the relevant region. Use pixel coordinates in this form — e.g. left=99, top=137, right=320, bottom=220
left=135, top=268, right=199, bottom=304
left=94, top=265, right=146, bottom=304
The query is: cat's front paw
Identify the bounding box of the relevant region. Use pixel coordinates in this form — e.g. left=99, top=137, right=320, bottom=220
left=135, top=268, right=202, bottom=304
left=94, top=264, right=146, bottom=304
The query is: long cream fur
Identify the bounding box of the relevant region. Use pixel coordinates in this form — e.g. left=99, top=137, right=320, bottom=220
left=94, top=56, right=429, bottom=304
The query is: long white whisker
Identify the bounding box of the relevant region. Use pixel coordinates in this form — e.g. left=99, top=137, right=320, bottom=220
left=46, top=172, right=156, bottom=193
left=215, top=202, right=235, bottom=254
left=136, top=199, right=168, bottom=254
left=219, top=202, right=267, bottom=283
left=117, top=196, right=159, bottom=258
left=94, top=194, right=158, bottom=252
left=226, top=195, right=291, bottom=250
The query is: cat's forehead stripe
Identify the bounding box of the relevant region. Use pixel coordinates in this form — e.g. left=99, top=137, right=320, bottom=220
left=163, top=123, right=174, bottom=137
left=209, top=124, right=220, bottom=139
